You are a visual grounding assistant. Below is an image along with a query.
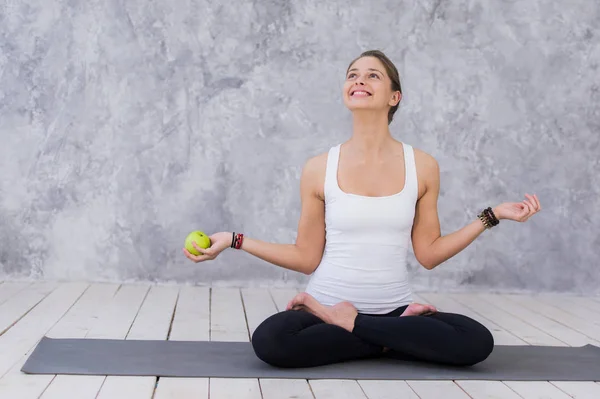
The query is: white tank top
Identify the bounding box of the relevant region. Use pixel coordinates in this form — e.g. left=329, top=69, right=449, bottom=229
left=305, top=142, right=419, bottom=314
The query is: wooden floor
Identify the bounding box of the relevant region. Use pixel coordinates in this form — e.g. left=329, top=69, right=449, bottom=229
left=0, top=282, right=599, bottom=398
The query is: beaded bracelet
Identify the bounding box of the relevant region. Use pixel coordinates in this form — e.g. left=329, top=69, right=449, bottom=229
left=230, top=232, right=244, bottom=249
left=483, top=207, right=499, bottom=226
left=478, top=207, right=499, bottom=229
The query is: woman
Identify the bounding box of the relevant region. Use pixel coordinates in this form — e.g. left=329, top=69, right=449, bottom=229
left=184, top=50, right=542, bottom=368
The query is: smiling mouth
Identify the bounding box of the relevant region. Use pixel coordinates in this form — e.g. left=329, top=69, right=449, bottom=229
left=351, top=90, right=372, bottom=97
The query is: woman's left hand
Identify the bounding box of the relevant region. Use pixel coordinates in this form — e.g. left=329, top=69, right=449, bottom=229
left=494, top=193, right=541, bottom=222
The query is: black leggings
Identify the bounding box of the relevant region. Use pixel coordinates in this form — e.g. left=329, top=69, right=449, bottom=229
left=251, top=305, right=494, bottom=368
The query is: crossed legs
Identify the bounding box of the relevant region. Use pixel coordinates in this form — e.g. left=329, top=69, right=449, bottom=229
left=251, top=293, right=494, bottom=368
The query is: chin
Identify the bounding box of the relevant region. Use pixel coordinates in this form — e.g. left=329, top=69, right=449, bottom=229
left=344, top=98, right=366, bottom=108
left=344, top=102, right=378, bottom=112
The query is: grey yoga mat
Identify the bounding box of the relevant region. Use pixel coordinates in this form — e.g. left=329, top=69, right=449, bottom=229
left=21, top=337, right=600, bottom=381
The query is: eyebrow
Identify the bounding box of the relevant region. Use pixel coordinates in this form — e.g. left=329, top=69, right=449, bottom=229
left=347, top=68, right=383, bottom=75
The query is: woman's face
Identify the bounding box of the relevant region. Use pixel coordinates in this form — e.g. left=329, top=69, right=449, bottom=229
left=343, top=56, right=400, bottom=114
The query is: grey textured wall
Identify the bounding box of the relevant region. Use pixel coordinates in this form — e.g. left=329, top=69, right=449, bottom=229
left=1, top=0, right=599, bottom=294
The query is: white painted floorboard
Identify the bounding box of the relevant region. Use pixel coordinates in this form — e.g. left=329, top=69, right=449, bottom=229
left=0, top=281, right=33, bottom=306
left=210, top=288, right=261, bottom=399
left=154, top=286, right=210, bottom=399
left=0, top=284, right=599, bottom=399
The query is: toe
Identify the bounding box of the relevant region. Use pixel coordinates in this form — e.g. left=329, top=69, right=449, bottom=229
left=286, top=293, right=306, bottom=310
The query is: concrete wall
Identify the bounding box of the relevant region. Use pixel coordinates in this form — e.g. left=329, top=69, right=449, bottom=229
left=1, top=0, right=598, bottom=293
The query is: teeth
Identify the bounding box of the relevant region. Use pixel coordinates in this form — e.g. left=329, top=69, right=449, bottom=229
left=352, top=91, right=370, bottom=96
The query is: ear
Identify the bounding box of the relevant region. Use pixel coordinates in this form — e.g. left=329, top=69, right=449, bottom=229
left=389, top=91, right=402, bottom=107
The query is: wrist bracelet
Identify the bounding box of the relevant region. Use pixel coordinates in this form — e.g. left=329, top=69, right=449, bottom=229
left=231, top=232, right=244, bottom=249
left=478, top=207, right=499, bottom=229
left=478, top=213, right=492, bottom=229
left=483, top=207, right=499, bottom=226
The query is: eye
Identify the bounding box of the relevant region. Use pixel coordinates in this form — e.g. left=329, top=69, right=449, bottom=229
left=347, top=73, right=356, bottom=79
left=369, top=73, right=380, bottom=79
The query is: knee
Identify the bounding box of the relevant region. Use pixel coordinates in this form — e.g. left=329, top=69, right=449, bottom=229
left=461, top=325, right=495, bottom=366
left=251, top=312, right=295, bottom=368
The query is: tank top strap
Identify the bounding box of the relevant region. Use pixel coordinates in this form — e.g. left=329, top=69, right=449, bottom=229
left=324, top=144, right=342, bottom=201
left=401, top=142, right=419, bottom=198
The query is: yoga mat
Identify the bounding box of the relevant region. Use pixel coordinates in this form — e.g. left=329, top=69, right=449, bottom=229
left=21, top=337, right=600, bottom=381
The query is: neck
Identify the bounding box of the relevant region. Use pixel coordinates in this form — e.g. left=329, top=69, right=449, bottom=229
left=348, top=111, right=395, bottom=157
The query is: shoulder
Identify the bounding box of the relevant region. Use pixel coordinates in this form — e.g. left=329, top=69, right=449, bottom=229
left=410, top=145, right=440, bottom=199
left=412, top=146, right=439, bottom=173
left=303, top=151, right=329, bottom=174
left=301, top=150, right=329, bottom=199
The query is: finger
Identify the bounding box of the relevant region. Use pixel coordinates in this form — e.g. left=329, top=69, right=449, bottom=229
left=525, top=194, right=538, bottom=211
left=192, top=242, right=212, bottom=256
left=183, top=248, right=209, bottom=263
left=524, top=194, right=535, bottom=210
left=533, top=194, right=542, bottom=211
left=526, top=200, right=537, bottom=214
left=183, top=248, right=199, bottom=262
left=529, top=193, right=541, bottom=212
left=520, top=202, right=531, bottom=221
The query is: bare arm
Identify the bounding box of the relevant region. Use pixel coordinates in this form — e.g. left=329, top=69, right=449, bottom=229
left=411, top=153, right=541, bottom=270
left=238, top=155, right=326, bottom=274
left=184, top=155, right=327, bottom=275
left=410, top=155, right=481, bottom=270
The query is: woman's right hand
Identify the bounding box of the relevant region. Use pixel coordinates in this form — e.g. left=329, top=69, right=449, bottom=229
left=183, top=231, right=233, bottom=263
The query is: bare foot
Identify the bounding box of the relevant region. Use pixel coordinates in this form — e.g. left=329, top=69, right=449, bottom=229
left=400, top=302, right=437, bottom=317
left=286, top=292, right=330, bottom=318
left=286, top=292, right=358, bottom=332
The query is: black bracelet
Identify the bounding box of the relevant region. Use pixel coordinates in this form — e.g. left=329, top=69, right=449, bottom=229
left=230, top=232, right=236, bottom=248
left=478, top=207, right=500, bottom=229
left=478, top=213, right=492, bottom=229
left=484, top=207, right=500, bottom=226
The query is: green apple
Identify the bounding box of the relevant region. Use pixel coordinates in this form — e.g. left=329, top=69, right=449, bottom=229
left=185, top=231, right=211, bottom=255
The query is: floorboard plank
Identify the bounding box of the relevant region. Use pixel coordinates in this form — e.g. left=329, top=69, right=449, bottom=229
left=0, top=282, right=88, bottom=378
left=449, top=293, right=565, bottom=346
left=97, top=285, right=179, bottom=399
left=38, top=284, right=121, bottom=399
left=0, top=283, right=90, bottom=398
left=211, top=288, right=249, bottom=342
left=477, top=293, right=598, bottom=346
left=358, top=380, right=420, bottom=398
left=455, top=381, right=523, bottom=398
left=0, top=281, right=31, bottom=306
left=39, top=376, right=104, bottom=399
left=309, top=380, right=367, bottom=399
left=154, top=378, right=209, bottom=399
left=95, top=377, right=156, bottom=399
left=417, top=292, right=527, bottom=345
left=535, top=294, right=600, bottom=326
left=260, top=379, right=315, bottom=399
left=62, top=284, right=150, bottom=399
left=504, top=294, right=600, bottom=342
left=241, top=288, right=314, bottom=399
left=210, top=288, right=261, bottom=399
left=503, top=381, right=572, bottom=398
left=86, top=285, right=150, bottom=339
left=0, top=282, right=57, bottom=336
left=550, top=381, right=600, bottom=398
left=210, top=378, right=262, bottom=399
left=167, top=286, right=210, bottom=341
left=269, top=288, right=300, bottom=312
left=556, top=295, right=600, bottom=317
left=241, top=288, right=278, bottom=337
left=406, top=381, right=471, bottom=399
left=154, top=286, right=209, bottom=399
